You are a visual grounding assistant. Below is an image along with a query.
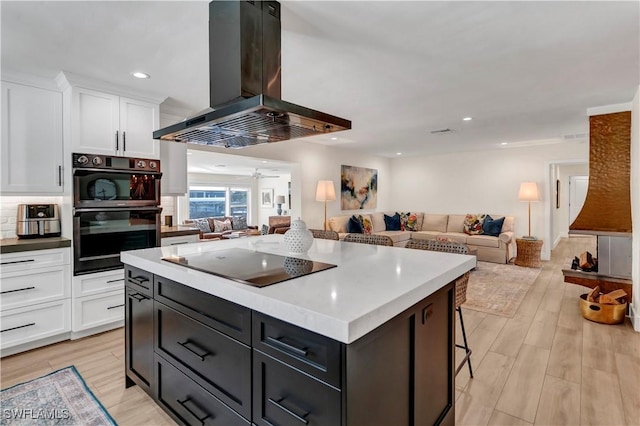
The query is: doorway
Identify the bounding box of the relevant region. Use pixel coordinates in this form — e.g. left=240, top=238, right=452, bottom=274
left=569, top=176, right=588, bottom=225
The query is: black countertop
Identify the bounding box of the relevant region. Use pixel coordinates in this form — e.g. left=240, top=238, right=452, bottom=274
left=0, top=237, right=71, bottom=254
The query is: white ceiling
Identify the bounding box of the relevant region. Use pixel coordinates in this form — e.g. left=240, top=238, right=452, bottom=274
left=2, top=1, right=639, bottom=158
left=187, top=148, right=292, bottom=177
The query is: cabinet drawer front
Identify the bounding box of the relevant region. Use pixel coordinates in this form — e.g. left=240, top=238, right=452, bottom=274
left=0, top=248, right=69, bottom=273
left=0, top=299, right=70, bottom=347
left=253, top=312, right=342, bottom=388
left=73, top=269, right=124, bottom=298
left=1, top=266, right=69, bottom=311
left=72, top=290, right=124, bottom=331
left=253, top=350, right=341, bottom=426
left=155, top=354, right=250, bottom=426
left=155, top=302, right=251, bottom=419
left=160, top=234, right=199, bottom=246
left=154, top=276, right=250, bottom=345
left=125, top=266, right=152, bottom=296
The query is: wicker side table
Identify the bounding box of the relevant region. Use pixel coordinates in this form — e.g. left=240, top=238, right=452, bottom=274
left=515, top=238, right=543, bottom=268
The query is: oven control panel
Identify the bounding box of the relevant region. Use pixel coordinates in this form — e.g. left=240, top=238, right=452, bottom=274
left=73, top=153, right=160, bottom=172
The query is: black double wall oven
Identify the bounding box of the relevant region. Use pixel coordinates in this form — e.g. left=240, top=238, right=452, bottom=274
left=73, top=153, right=162, bottom=275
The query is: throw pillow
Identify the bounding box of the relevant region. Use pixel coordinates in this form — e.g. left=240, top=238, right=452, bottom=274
left=192, top=217, right=212, bottom=233
left=396, top=212, right=410, bottom=231
left=405, top=213, right=420, bottom=231
left=358, top=215, right=373, bottom=234
left=232, top=216, right=247, bottom=230
left=214, top=218, right=232, bottom=233
left=482, top=215, right=505, bottom=237
left=383, top=213, right=401, bottom=231
left=463, top=214, right=486, bottom=235
left=347, top=215, right=364, bottom=233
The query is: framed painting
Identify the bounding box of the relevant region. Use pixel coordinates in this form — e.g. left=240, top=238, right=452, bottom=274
left=261, top=188, right=274, bottom=208
left=341, top=165, right=378, bottom=210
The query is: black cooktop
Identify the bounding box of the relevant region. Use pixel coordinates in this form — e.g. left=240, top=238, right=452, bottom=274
left=162, top=248, right=336, bottom=288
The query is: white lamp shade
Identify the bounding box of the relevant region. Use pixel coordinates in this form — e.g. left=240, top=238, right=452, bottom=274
left=275, top=195, right=286, bottom=204
left=315, top=180, right=336, bottom=202
left=518, top=182, right=540, bottom=202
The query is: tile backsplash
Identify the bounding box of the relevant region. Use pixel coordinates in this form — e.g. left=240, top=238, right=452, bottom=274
left=160, top=196, right=176, bottom=226
left=1, top=196, right=64, bottom=239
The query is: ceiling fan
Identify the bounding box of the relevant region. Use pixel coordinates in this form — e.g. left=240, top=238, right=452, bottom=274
left=249, top=168, right=279, bottom=179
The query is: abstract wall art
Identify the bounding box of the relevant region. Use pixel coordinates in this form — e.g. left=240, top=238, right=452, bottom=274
left=341, top=165, right=378, bottom=210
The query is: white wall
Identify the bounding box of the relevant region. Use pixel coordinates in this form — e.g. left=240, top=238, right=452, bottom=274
left=0, top=196, right=66, bottom=239
left=630, top=85, right=640, bottom=331
left=187, top=140, right=392, bottom=230
left=257, top=174, right=291, bottom=229
left=389, top=140, right=589, bottom=260
left=552, top=163, right=588, bottom=245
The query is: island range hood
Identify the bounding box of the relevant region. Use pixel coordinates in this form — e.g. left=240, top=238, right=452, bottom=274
left=153, top=0, right=351, bottom=148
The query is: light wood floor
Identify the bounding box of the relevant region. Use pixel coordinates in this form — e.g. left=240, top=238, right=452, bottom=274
left=1, top=237, right=638, bottom=425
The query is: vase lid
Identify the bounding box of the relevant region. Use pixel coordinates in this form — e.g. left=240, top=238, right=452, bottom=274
left=289, top=218, right=308, bottom=230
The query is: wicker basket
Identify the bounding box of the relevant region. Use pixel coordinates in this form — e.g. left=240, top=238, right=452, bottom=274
left=515, top=239, right=543, bottom=268
left=579, top=294, right=627, bottom=324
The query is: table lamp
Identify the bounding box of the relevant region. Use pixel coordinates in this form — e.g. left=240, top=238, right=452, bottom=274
left=518, top=182, right=539, bottom=239
left=275, top=195, right=286, bottom=216
left=315, top=180, right=336, bottom=231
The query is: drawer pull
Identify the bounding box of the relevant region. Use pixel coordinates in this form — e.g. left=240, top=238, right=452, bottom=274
left=266, top=336, right=309, bottom=357
left=0, top=259, right=35, bottom=265
left=268, top=397, right=310, bottom=425
left=1, top=286, right=36, bottom=295
left=106, top=278, right=125, bottom=284
left=107, top=304, right=125, bottom=310
left=177, top=398, right=212, bottom=425
left=169, top=241, right=190, bottom=245
left=1, top=322, right=35, bottom=333
left=131, top=293, right=148, bottom=302
left=127, top=275, right=150, bottom=288
left=177, top=339, right=212, bottom=361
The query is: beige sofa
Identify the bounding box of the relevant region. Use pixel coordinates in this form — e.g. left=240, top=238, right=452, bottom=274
left=328, top=212, right=515, bottom=264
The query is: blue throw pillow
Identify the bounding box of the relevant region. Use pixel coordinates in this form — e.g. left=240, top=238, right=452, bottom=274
left=347, top=215, right=364, bottom=233
left=482, top=215, right=505, bottom=237
left=384, top=213, right=401, bottom=231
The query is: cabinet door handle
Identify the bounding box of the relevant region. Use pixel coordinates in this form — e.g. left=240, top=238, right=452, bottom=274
left=130, top=293, right=147, bottom=302
left=58, top=165, right=62, bottom=186
left=169, top=241, right=190, bottom=246
left=268, top=397, right=310, bottom=425
left=422, top=303, right=433, bottom=324
left=107, top=304, right=125, bottom=310
left=115, top=131, right=119, bottom=151
left=106, top=278, right=125, bottom=284
left=1, top=286, right=35, bottom=295
left=127, top=276, right=150, bottom=288
left=177, top=398, right=212, bottom=425
left=266, top=335, right=309, bottom=357
left=1, top=323, right=35, bottom=333
left=177, top=339, right=213, bottom=361
left=0, top=259, right=35, bottom=266
left=122, top=131, right=126, bottom=151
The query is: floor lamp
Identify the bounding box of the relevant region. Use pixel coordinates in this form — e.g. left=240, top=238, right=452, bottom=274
left=518, top=182, right=539, bottom=239
left=316, top=180, right=336, bottom=231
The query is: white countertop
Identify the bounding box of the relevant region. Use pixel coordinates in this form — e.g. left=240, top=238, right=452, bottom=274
left=121, top=234, right=475, bottom=344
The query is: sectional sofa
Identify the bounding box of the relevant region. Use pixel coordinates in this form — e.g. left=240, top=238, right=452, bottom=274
left=328, top=212, right=515, bottom=264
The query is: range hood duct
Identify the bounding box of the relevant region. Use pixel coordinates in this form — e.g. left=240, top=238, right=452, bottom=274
left=153, top=0, right=351, bottom=148
left=569, top=111, right=632, bottom=236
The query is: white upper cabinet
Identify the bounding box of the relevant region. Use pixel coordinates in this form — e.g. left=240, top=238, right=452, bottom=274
left=71, top=87, right=159, bottom=159
left=1, top=81, right=64, bottom=194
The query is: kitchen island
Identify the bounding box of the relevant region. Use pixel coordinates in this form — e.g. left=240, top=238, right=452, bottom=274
left=121, top=234, right=475, bottom=426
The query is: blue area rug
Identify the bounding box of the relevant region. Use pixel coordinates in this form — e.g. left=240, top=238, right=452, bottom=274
left=0, top=366, right=116, bottom=425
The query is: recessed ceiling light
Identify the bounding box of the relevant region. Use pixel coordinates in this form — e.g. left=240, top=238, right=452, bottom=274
left=501, top=142, right=508, bottom=145
left=261, top=160, right=268, bottom=163
left=331, top=137, right=337, bottom=140
left=216, top=164, right=226, bottom=167
left=396, top=152, right=402, bottom=156
left=131, top=72, right=150, bottom=79
left=462, top=117, right=472, bottom=121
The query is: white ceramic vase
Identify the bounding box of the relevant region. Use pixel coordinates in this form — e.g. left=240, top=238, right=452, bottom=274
left=284, top=218, right=314, bottom=254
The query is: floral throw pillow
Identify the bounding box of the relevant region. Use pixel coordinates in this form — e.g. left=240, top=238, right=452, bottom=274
left=357, top=215, right=373, bottom=234
left=463, top=214, right=487, bottom=235
left=232, top=216, right=247, bottom=230
left=192, top=217, right=212, bottom=233
left=214, top=219, right=232, bottom=233
left=405, top=213, right=420, bottom=231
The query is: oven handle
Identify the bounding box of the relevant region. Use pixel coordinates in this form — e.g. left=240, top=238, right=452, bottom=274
left=74, top=207, right=162, bottom=215
left=72, top=168, right=162, bottom=177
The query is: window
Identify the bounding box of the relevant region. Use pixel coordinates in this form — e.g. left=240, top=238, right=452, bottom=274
left=188, top=186, right=250, bottom=220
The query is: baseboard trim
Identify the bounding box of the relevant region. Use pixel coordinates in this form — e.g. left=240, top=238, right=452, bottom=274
left=629, top=304, right=640, bottom=332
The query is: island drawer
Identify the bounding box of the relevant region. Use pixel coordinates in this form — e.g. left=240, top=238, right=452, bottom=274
left=155, top=301, right=251, bottom=419
left=253, top=312, right=342, bottom=388
left=155, top=354, right=250, bottom=426
left=253, top=350, right=341, bottom=426
left=125, top=266, right=153, bottom=296
left=154, top=275, right=251, bottom=345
